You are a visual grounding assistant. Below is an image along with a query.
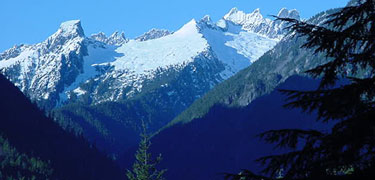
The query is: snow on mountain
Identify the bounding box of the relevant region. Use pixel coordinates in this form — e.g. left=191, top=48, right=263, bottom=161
left=0, top=44, right=30, bottom=65
left=135, top=28, right=171, bottom=41
left=224, top=8, right=267, bottom=29
left=73, top=13, right=282, bottom=102
left=59, top=41, right=122, bottom=102
left=0, top=7, right=299, bottom=108
left=0, top=20, right=86, bottom=107
left=58, top=20, right=85, bottom=37
left=71, top=19, right=213, bottom=103
left=224, top=7, right=300, bottom=39
left=113, top=20, right=208, bottom=73
left=198, top=15, right=278, bottom=78
left=90, top=32, right=107, bottom=43
left=90, top=31, right=128, bottom=46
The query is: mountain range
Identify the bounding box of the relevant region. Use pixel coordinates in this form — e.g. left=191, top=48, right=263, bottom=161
left=169, top=8, right=336, bottom=126
left=149, top=5, right=351, bottom=179
left=0, top=7, right=300, bottom=155
left=0, top=8, right=298, bottom=110
left=0, top=2, right=353, bottom=179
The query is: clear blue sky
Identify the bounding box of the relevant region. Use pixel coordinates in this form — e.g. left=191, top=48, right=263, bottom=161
left=0, top=0, right=348, bottom=52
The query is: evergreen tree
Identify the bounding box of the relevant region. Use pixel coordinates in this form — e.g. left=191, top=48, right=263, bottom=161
left=0, top=136, right=53, bottom=180
left=127, top=125, right=166, bottom=180
left=227, top=0, right=375, bottom=179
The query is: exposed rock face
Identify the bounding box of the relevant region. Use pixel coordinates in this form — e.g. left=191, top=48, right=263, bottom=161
left=90, top=31, right=128, bottom=46
left=0, top=8, right=300, bottom=153
left=0, top=8, right=294, bottom=109
left=0, top=20, right=86, bottom=108
left=135, top=28, right=171, bottom=41
left=223, top=7, right=300, bottom=39
left=171, top=8, right=338, bottom=126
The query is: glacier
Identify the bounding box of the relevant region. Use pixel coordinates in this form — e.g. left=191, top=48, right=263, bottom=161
left=112, top=19, right=209, bottom=73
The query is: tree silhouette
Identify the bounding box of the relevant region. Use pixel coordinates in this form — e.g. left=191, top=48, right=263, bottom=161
left=226, top=0, right=375, bottom=179
left=127, top=124, right=166, bottom=180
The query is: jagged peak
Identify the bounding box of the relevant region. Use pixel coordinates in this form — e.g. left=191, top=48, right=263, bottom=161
left=109, top=31, right=126, bottom=40
left=145, top=28, right=171, bottom=36
left=108, top=31, right=128, bottom=45
left=42, top=19, right=85, bottom=48
left=108, top=31, right=127, bottom=45
left=90, top=32, right=108, bottom=43
left=95, top=31, right=106, bottom=36
left=58, top=20, right=84, bottom=37
left=249, top=8, right=263, bottom=20
left=277, top=8, right=289, bottom=18
left=224, top=7, right=261, bottom=18
left=201, top=15, right=212, bottom=23
left=223, top=7, right=265, bottom=24
left=135, top=28, right=171, bottom=41
left=91, top=31, right=106, bottom=38
left=220, top=7, right=301, bottom=39
left=198, top=15, right=217, bottom=30
left=252, top=8, right=261, bottom=14
left=60, top=20, right=80, bottom=29
left=288, top=9, right=300, bottom=19
left=277, top=8, right=300, bottom=19
left=90, top=31, right=127, bottom=45
left=224, top=7, right=240, bottom=20
left=225, top=7, right=239, bottom=17
left=147, top=28, right=170, bottom=33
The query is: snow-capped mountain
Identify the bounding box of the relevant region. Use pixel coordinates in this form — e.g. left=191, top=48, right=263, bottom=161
left=90, top=31, right=128, bottom=46
left=135, top=28, right=171, bottom=41
left=224, top=8, right=300, bottom=39
left=0, top=20, right=86, bottom=108
left=0, top=7, right=301, bottom=155
left=171, top=8, right=338, bottom=126
left=0, top=8, right=300, bottom=110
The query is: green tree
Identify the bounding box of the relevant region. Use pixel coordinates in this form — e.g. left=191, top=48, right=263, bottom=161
left=227, top=0, right=375, bottom=179
left=127, top=125, right=166, bottom=180
left=0, top=136, right=53, bottom=180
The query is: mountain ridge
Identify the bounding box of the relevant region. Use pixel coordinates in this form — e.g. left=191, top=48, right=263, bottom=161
left=168, top=7, right=338, bottom=127
left=0, top=73, right=123, bottom=179
left=149, top=76, right=326, bottom=180
left=1, top=7, right=301, bottom=155
left=0, top=7, right=300, bottom=111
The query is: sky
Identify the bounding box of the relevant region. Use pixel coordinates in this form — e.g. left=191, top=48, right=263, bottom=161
left=0, top=0, right=348, bottom=52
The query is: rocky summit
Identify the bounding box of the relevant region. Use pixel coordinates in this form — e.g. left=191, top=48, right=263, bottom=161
left=0, top=8, right=300, bottom=110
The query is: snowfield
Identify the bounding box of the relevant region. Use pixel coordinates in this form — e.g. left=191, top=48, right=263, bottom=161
left=112, top=19, right=209, bottom=73
left=0, top=7, right=300, bottom=107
